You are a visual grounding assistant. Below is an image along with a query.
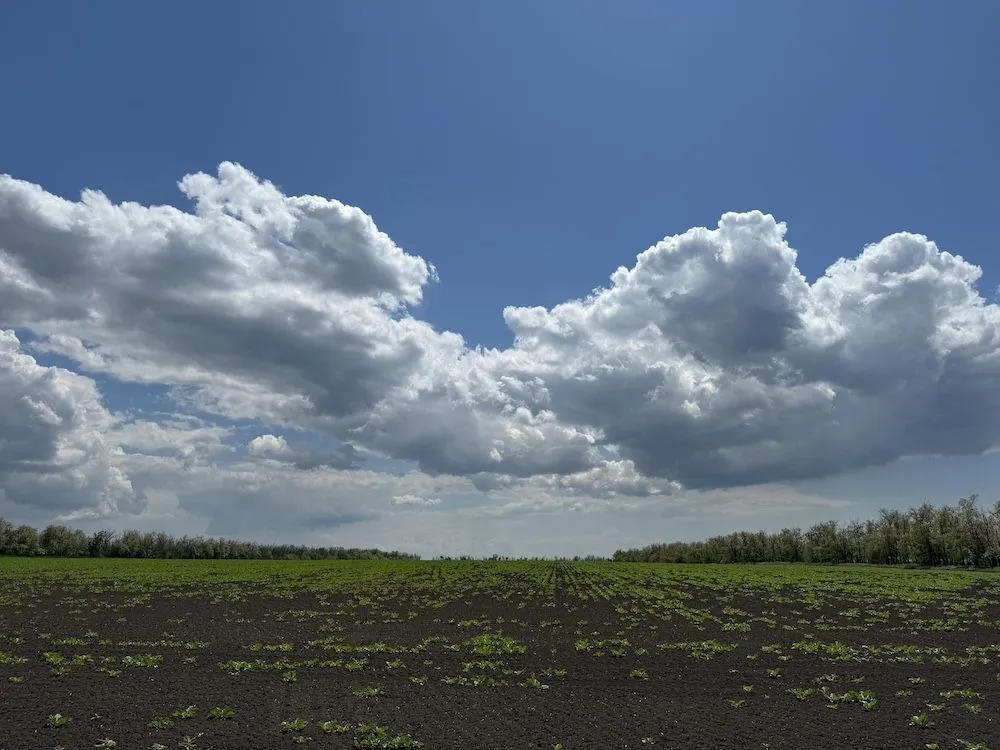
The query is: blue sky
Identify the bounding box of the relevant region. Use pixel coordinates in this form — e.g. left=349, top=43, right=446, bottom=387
left=0, top=1, right=998, bottom=556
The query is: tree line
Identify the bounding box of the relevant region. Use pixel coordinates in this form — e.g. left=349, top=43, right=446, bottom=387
left=0, top=520, right=417, bottom=560
left=613, top=495, right=1000, bottom=567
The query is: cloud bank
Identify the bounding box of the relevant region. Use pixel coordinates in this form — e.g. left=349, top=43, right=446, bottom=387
left=1, top=162, right=999, bottom=543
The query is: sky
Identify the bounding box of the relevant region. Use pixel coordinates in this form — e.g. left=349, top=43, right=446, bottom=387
left=1, top=1, right=999, bottom=558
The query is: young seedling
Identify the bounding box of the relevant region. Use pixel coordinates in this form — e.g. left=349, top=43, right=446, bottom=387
left=281, top=718, right=309, bottom=732
left=317, top=720, right=352, bottom=734
left=207, top=706, right=235, bottom=719
left=46, top=714, right=72, bottom=728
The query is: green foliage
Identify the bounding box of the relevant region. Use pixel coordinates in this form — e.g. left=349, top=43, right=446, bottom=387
left=0, top=518, right=416, bottom=560
left=613, top=494, right=1000, bottom=567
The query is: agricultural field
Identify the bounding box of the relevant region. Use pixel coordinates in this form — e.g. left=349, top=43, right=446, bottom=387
left=1, top=560, right=1000, bottom=749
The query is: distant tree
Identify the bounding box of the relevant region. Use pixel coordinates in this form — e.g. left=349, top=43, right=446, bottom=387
left=6, top=525, right=40, bottom=556
left=613, top=494, right=1000, bottom=568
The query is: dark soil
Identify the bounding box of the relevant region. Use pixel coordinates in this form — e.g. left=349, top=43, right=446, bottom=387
left=1, top=571, right=999, bottom=749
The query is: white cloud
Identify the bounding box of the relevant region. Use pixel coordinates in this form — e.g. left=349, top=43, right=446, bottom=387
left=0, top=329, right=141, bottom=518
left=0, top=163, right=457, bottom=429
left=111, top=417, right=231, bottom=469
left=246, top=433, right=358, bottom=470
left=2, top=165, right=1000, bottom=551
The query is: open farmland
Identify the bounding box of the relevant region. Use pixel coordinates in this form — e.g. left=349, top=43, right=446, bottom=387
left=1, top=560, right=1000, bottom=749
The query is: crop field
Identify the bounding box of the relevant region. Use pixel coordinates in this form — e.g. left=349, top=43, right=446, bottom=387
left=1, top=560, right=999, bottom=749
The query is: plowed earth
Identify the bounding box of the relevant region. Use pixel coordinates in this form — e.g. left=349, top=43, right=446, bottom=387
left=1, top=562, right=999, bottom=749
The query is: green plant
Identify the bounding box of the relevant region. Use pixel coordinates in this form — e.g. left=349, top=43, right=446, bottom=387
left=353, top=723, right=421, bottom=748
left=281, top=718, right=309, bottom=732
left=317, top=720, right=352, bottom=734
left=207, top=706, right=235, bottom=719
left=46, top=713, right=72, bottom=727
left=147, top=717, right=174, bottom=729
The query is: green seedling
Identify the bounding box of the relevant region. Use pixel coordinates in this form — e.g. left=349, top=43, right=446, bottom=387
left=317, top=720, right=352, bottom=734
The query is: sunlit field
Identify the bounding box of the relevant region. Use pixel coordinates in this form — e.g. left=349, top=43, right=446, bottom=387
left=1, top=558, right=999, bottom=749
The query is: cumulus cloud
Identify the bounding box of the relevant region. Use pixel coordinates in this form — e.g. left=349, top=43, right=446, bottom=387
left=247, top=433, right=358, bottom=470
left=0, top=329, right=141, bottom=517
left=467, top=212, right=1000, bottom=489
left=0, top=163, right=457, bottom=428
left=111, top=417, right=231, bottom=469
left=3, top=164, right=1000, bottom=509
